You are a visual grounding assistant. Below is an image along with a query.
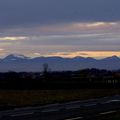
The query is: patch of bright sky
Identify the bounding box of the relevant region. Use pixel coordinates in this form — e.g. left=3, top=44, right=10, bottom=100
left=0, top=22, right=120, bottom=58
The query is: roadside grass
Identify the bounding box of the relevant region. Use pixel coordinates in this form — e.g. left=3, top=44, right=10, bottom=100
left=112, top=115, right=120, bottom=120
left=0, top=89, right=120, bottom=106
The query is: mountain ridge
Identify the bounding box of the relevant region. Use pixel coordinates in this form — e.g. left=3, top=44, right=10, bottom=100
left=0, top=54, right=119, bottom=72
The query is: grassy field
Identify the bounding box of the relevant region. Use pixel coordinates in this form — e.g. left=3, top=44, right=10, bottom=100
left=0, top=89, right=120, bottom=106
left=112, top=114, right=120, bottom=120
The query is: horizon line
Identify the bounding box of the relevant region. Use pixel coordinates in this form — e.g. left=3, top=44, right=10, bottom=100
left=0, top=54, right=120, bottom=60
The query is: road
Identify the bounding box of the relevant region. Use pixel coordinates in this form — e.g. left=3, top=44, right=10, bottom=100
left=0, top=95, right=120, bottom=120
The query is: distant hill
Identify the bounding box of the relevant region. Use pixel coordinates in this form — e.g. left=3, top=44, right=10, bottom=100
left=0, top=54, right=120, bottom=72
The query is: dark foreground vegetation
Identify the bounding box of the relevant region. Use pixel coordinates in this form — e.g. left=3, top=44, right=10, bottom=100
left=0, top=69, right=120, bottom=89
left=0, top=89, right=120, bottom=109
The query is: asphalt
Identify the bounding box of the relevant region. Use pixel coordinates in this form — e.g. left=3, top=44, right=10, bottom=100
left=0, top=95, right=120, bottom=120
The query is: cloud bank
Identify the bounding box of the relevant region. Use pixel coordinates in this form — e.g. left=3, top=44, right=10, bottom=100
left=0, top=0, right=120, bottom=29
left=0, top=0, right=120, bottom=58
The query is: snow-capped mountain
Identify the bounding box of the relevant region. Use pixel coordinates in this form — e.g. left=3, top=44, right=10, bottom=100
left=3, top=54, right=30, bottom=61
left=0, top=54, right=119, bottom=72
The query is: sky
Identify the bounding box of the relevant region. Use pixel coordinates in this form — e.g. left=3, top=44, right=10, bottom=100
left=0, top=0, right=120, bottom=58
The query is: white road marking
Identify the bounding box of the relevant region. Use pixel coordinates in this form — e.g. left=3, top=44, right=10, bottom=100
left=10, top=112, right=34, bottom=117
left=99, top=110, right=116, bottom=115
left=41, top=108, right=59, bottom=113
left=43, top=103, right=60, bottom=108
left=65, top=116, right=83, bottom=120
left=102, top=99, right=120, bottom=104
left=111, top=99, right=120, bottom=102
left=66, top=105, right=80, bottom=109
left=84, top=103, right=96, bottom=107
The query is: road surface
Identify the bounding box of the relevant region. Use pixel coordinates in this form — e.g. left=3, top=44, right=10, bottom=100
left=0, top=95, right=120, bottom=120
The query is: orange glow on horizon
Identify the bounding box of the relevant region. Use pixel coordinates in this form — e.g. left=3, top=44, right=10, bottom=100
left=36, top=51, right=120, bottom=59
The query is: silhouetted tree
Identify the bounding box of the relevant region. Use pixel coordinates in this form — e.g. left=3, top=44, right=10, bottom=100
left=42, top=63, right=50, bottom=81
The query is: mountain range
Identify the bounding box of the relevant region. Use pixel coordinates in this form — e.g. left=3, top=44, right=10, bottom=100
left=0, top=54, right=120, bottom=72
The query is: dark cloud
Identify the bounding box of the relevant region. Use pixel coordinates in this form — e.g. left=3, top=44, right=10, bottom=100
left=0, top=0, right=120, bottom=29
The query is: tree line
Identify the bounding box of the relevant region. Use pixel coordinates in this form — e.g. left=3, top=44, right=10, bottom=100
left=0, top=68, right=119, bottom=89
